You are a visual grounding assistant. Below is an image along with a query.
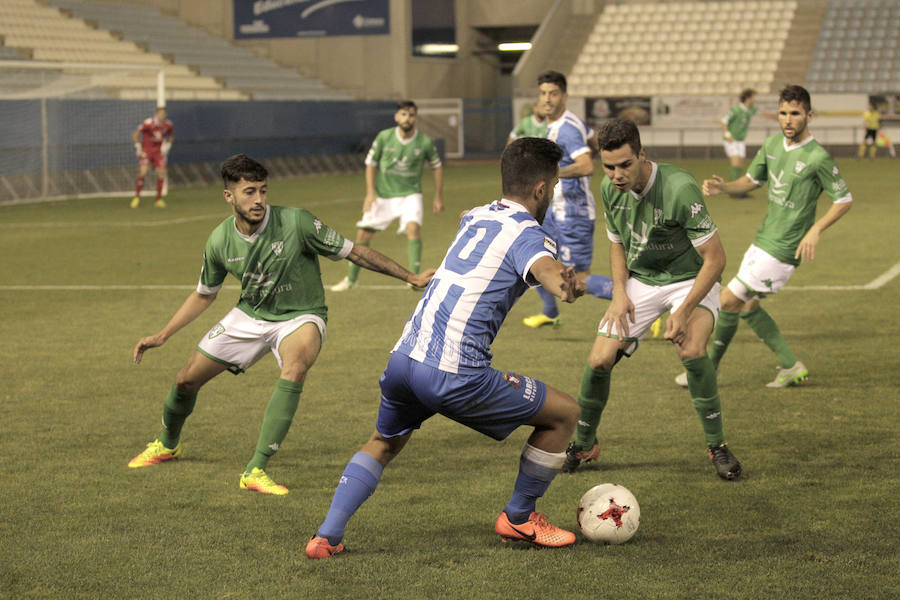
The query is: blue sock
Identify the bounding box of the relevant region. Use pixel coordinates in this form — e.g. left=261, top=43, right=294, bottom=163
left=536, top=286, right=559, bottom=319
left=503, top=445, right=563, bottom=524
left=316, top=452, right=384, bottom=545
left=585, top=274, right=613, bottom=299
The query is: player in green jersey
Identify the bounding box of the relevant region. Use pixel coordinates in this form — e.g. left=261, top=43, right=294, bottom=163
left=563, top=118, right=742, bottom=481
left=721, top=89, right=759, bottom=190
left=507, top=102, right=548, bottom=145
left=676, top=85, right=853, bottom=389
left=330, top=100, right=444, bottom=291
left=128, top=154, right=434, bottom=494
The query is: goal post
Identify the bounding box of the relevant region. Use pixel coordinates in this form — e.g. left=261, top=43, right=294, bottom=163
left=0, top=60, right=165, bottom=204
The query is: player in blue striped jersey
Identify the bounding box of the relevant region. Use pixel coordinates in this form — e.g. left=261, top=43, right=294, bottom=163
left=307, top=138, right=586, bottom=558
left=522, top=71, right=614, bottom=329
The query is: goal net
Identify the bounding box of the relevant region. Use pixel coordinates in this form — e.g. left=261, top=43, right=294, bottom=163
left=0, top=60, right=167, bottom=204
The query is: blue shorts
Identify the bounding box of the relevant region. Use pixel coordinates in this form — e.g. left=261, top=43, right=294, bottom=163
left=376, top=352, right=547, bottom=441
left=541, top=213, right=595, bottom=271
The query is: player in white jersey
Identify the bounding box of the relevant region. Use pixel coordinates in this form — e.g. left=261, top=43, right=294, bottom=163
left=306, top=137, right=586, bottom=558
left=522, top=71, right=615, bottom=330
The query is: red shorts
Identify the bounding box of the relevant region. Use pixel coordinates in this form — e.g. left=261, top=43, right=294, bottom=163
left=139, top=151, right=166, bottom=169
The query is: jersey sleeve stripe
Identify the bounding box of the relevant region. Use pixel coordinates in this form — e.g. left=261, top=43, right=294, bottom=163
left=327, top=238, right=354, bottom=261
left=522, top=252, right=554, bottom=287
left=690, top=228, right=718, bottom=247
left=197, top=281, right=222, bottom=295
left=832, top=193, right=853, bottom=204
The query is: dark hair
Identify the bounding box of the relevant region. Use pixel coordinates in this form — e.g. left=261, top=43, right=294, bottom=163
left=501, top=137, right=563, bottom=198
left=397, top=100, right=417, bottom=112
left=595, top=117, right=642, bottom=156
left=739, top=88, right=756, bottom=103
left=537, top=70, right=567, bottom=93
left=220, top=154, right=268, bottom=186
left=779, top=84, right=811, bottom=112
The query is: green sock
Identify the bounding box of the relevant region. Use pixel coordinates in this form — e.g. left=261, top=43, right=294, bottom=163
left=246, top=379, right=302, bottom=472
left=574, top=365, right=610, bottom=449
left=728, top=165, right=743, bottom=182
left=159, top=385, right=197, bottom=448
left=407, top=238, right=422, bottom=274
left=709, top=310, right=740, bottom=369
left=683, top=356, right=724, bottom=447
left=741, top=307, right=797, bottom=368
left=347, top=241, right=369, bottom=283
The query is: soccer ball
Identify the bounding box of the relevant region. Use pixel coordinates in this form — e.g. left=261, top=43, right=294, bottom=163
left=577, top=483, right=640, bottom=544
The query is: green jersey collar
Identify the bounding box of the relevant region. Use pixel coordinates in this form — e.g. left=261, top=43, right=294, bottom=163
left=631, top=161, right=658, bottom=201
left=232, top=205, right=271, bottom=243
left=783, top=134, right=815, bottom=152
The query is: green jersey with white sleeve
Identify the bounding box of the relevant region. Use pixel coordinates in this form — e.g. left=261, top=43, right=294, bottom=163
left=198, top=205, right=352, bottom=321
left=745, top=134, right=852, bottom=266
left=603, top=162, right=718, bottom=286
left=365, top=127, right=441, bottom=199
left=724, top=103, right=758, bottom=141
left=509, top=115, right=548, bottom=140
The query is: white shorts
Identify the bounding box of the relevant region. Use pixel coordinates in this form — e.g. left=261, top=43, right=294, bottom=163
left=723, top=139, right=747, bottom=158
left=728, top=244, right=795, bottom=302
left=196, top=307, right=326, bottom=374
left=356, top=193, right=423, bottom=233
left=597, top=277, right=721, bottom=356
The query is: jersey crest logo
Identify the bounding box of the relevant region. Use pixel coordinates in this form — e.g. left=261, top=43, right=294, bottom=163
left=690, top=203, right=704, bottom=218
left=543, top=237, right=557, bottom=254
left=271, top=241, right=284, bottom=256
left=208, top=323, right=225, bottom=339
left=503, top=373, right=522, bottom=388
left=794, top=160, right=806, bottom=174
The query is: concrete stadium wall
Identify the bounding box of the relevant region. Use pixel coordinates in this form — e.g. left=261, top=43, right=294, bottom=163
left=89, top=0, right=556, bottom=100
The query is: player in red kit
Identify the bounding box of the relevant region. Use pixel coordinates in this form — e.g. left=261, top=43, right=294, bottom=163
left=131, top=107, right=174, bottom=208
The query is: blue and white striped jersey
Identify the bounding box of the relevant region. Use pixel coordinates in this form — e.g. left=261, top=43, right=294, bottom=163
left=546, top=109, right=595, bottom=221
left=392, top=200, right=557, bottom=373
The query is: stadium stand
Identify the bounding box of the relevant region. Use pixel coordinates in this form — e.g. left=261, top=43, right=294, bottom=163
left=45, top=0, right=350, bottom=100
left=0, top=0, right=243, bottom=100
left=568, top=1, right=797, bottom=97
left=807, top=0, right=900, bottom=93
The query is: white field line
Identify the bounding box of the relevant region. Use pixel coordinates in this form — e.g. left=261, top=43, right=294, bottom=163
left=2, top=263, right=897, bottom=293
left=0, top=284, right=409, bottom=291
left=783, top=260, right=900, bottom=291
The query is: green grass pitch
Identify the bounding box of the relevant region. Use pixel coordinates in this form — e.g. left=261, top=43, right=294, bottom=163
left=1, top=158, right=897, bottom=599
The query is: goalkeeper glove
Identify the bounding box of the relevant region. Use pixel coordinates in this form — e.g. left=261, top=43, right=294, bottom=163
left=134, top=142, right=142, bottom=157
left=161, top=140, right=172, bottom=156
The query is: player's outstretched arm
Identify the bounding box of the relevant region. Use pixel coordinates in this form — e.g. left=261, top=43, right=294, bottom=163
left=702, top=174, right=757, bottom=197
left=598, top=242, right=634, bottom=338
left=347, top=244, right=435, bottom=289
left=795, top=200, right=852, bottom=263
left=529, top=258, right=586, bottom=303
left=431, top=165, right=444, bottom=214
left=133, top=291, right=217, bottom=364
left=665, top=232, right=725, bottom=345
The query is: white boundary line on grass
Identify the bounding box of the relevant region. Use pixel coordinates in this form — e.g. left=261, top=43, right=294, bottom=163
left=3, top=262, right=898, bottom=293
left=783, top=260, right=900, bottom=291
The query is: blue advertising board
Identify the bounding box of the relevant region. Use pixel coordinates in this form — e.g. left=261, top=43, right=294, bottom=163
left=234, top=0, right=390, bottom=39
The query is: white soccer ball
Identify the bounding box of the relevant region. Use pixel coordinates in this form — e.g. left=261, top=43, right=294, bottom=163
left=577, top=483, right=640, bottom=544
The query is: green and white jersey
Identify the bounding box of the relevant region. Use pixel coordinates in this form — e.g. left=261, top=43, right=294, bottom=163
left=746, top=134, right=852, bottom=266
left=198, top=205, right=352, bottom=321
left=723, top=103, right=758, bottom=141
left=365, top=127, right=441, bottom=199
left=603, top=162, right=718, bottom=286
left=509, top=115, right=548, bottom=140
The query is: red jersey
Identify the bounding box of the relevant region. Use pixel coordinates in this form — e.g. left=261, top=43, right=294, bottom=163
left=136, top=117, right=174, bottom=154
